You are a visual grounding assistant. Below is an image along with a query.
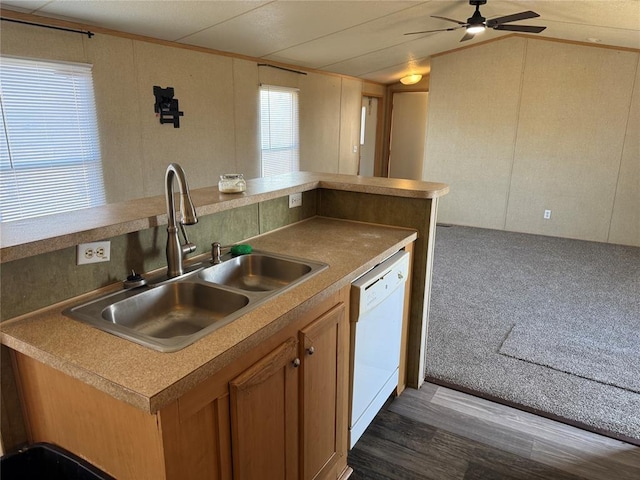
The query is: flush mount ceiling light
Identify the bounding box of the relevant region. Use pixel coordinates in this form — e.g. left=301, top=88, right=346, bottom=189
left=400, top=74, right=423, bottom=85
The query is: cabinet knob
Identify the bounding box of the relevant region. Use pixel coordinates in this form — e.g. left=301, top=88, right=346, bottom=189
left=292, top=358, right=301, bottom=368
left=306, top=346, right=315, bottom=356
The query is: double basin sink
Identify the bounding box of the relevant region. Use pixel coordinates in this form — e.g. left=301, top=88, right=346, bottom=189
left=64, top=252, right=328, bottom=352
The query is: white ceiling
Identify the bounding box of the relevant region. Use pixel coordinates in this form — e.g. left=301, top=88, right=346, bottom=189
left=2, top=1, right=639, bottom=84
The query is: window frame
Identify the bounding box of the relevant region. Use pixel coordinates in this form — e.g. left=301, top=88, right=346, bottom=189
left=0, top=55, right=105, bottom=223
left=259, top=84, right=300, bottom=178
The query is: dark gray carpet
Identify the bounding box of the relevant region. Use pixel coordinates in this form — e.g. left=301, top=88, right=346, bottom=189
left=426, top=225, right=640, bottom=443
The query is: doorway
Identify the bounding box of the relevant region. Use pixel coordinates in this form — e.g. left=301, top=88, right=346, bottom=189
left=359, top=96, right=383, bottom=177
left=388, top=92, right=429, bottom=180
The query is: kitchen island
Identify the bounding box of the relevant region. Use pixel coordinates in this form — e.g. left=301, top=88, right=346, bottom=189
left=1, top=172, right=448, bottom=478
left=2, top=217, right=416, bottom=413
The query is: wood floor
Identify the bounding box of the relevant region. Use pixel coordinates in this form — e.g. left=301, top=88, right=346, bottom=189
left=347, top=383, right=640, bottom=480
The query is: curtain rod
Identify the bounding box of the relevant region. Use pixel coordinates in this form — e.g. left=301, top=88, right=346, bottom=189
left=257, top=63, right=307, bottom=76
left=1, top=17, right=94, bottom=38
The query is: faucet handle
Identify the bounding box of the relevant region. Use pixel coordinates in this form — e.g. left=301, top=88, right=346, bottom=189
left=178, top=223, right=197, bottom=256
left=181, top=242, right=197, bottom=256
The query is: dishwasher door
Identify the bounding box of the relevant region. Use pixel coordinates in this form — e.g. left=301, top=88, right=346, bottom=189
left=349, top=250, right=410, bottom=448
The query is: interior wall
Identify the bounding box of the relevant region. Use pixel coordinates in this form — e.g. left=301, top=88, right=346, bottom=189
left=388, top=92, right=429, bottom=180
left=424, top=38, right=525, bottom=229
left=607, top=57, right=640, bottom=247
left=0, top=21, right=364, bottom=203
left=338, top=77, right=363, bottom=174
left=424, top=36, right=640, bottom=247
left=299, top=72, right=342, bottom=172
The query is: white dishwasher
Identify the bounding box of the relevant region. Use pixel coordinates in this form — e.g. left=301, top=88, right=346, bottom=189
left=349, top=249, right=410, bottom=448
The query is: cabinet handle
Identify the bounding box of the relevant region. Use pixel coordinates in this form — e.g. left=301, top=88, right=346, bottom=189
left=292, top=358, right=301, bottom=368
left=306, top=346, right=315, bottom=356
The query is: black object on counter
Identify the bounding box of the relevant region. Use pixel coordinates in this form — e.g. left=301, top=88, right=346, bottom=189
left=0, top=443, right=114, bottom=480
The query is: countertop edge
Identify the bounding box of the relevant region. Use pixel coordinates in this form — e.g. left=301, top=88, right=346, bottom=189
left=0, top=172, right=446, bottom=263
left=2, top=333, right=153, bottom=412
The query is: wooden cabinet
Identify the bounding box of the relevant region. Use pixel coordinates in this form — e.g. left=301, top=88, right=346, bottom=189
left=228, top=297, right=349, bottom=480
left=229, top=337, right=300, bottom=480
left=299, top=302, right=347, bottom=480
left=13, top=287, right=351, bottom=480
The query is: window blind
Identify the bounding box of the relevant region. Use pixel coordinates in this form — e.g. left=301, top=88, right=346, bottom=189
left=0, top=56, right=105, bottom=223
left=259, top=85, right=299, bottom=177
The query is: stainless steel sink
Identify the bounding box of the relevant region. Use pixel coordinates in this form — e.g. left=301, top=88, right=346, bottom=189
left=199, top=253, right=315, bottom=292
left=64, top=251, right=327, bottom=352
left=102, top=282, right=249, bottom=339
left=65, top=282, right=251, bottom=352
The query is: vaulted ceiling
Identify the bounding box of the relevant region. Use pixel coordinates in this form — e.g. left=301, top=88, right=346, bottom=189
left=2, top=1, right=639, bottom=84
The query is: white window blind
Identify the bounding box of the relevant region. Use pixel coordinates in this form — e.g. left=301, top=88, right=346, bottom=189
left=259, top=85, right=299, bottom=177
left=0, top=56, right=105, bottom=223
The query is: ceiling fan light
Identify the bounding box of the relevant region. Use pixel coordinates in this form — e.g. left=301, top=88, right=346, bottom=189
left=466, top=25, right=486, bottom=34
left=400, top=74, right=423, bottom=85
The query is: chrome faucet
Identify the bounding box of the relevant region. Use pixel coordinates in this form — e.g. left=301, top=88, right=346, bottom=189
left=165, top=163, right=198, bottom=278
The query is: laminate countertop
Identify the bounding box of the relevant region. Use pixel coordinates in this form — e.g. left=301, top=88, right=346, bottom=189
left=1, top=217, right=417, bottom=414
left=0, top=171, right=447, bottom=263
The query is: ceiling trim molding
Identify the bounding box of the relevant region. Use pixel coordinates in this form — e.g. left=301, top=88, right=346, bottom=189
left=431, top=32, right=640, bottom=59
left=0, top=8, right=386, bottom=87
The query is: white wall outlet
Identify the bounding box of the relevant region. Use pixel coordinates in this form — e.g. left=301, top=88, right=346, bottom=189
left=77, top=241, right=111, bottom=265
left=352, top=145, right=358, bottom=153
left=544, top=209, right=552, bottom=220
left=289, top=192, right=303, bottom=208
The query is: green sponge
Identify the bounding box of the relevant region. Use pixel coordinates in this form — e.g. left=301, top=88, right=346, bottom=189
left=230, top=244, right=253, bottom=256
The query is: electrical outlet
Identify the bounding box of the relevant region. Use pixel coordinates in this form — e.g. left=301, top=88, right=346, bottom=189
left=289, top=192, right=303, bottom=208
left=544, top=209, right=552, bottom=220
left=77, top=241, right=111, bottom=265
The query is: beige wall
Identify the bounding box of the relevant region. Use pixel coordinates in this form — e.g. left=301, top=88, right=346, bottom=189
left=388, top=92, right=429, bottom=180
left=338, top=77, right=363, bottom=174
left=0, top=21, right=364, bottom=202
left=424, top=37, right=640, bottom=247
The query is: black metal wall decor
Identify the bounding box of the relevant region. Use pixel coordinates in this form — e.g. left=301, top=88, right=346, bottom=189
left=153, top=86, right=184, bottom=128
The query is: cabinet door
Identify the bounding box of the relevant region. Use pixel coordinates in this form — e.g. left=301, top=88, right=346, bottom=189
left=299, top=303, right=347, bottom=480
left=229, top=337, right=299, bottom=480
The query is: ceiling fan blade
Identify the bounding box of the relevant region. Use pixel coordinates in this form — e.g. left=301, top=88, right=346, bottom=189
left=460, top=31, right=476, bottom=42
left=431, top=15, right=467, bottom=26
left=404, top=26, right=460, bottom=35
left=487, top=10, right=539, bottom=27
left=493, top=24, right=546, bottom=33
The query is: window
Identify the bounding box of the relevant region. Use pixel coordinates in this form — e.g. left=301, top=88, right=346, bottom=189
left=259, top=85, right=299, bottom=177
left=0, top=56, right=105, bottom=223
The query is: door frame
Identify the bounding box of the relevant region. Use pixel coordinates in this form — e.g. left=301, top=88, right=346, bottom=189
left=382, top=80, right=429, bottom=178
left=360, top=92, right=385, bottom=177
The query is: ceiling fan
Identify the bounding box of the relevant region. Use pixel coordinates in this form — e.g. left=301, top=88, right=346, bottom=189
left=405, top=0, right=547, bottom=42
